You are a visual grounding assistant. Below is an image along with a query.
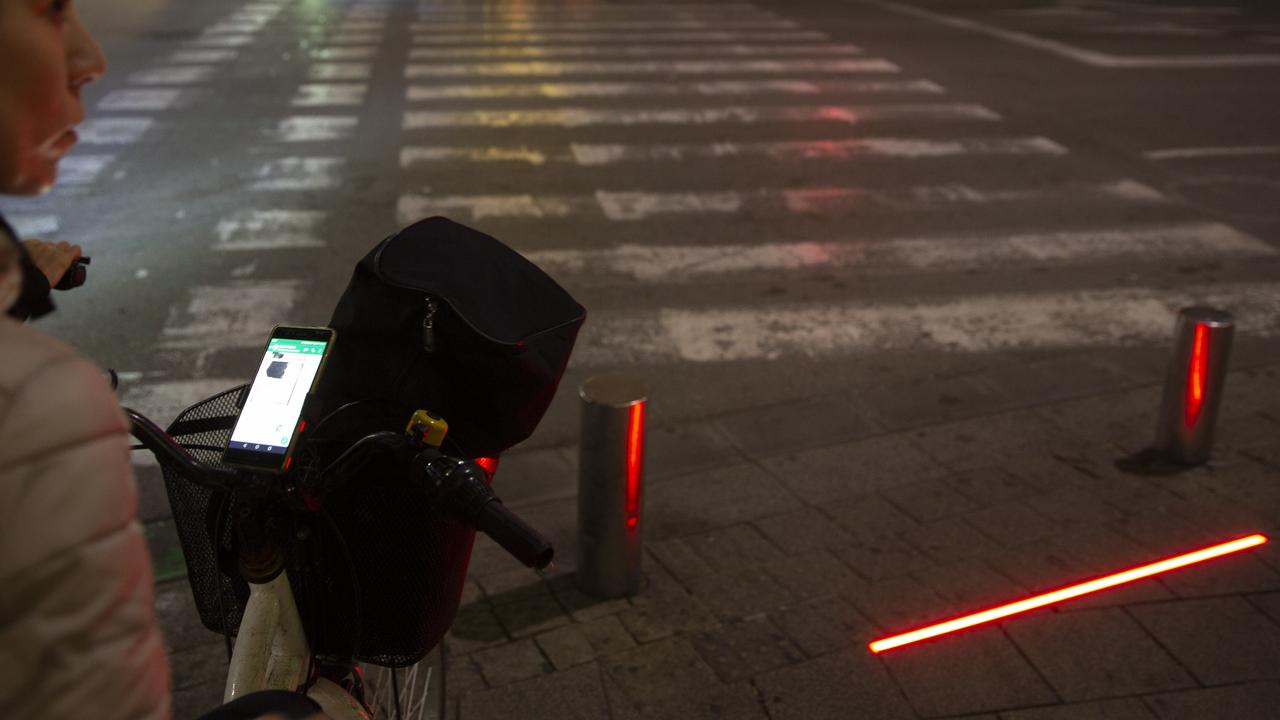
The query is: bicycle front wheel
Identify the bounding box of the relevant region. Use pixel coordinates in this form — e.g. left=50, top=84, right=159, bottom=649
left=362, top=643, right=446, bottom=720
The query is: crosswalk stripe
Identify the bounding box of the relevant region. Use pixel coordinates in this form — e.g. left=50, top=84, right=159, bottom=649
left=402, top=103, right=994, bottom=129
left=247, top=158, right=345, bottom=191
left=169, top=49, right=238, bottom=63
left=5, top=215, right=59, bottom=237
left=326, top=32, right=384, bottom=45
left=268, top=116, right=358, bottom=142
left=212, top=210, right=327, bottom=250
left=192, top=34, right=254, bottom=47
left=396, top=179, right=1163, bottom=223
left=573, top=281, right=1280, bottom=364
left=400, top=137, right=1066, bottom=166
left=410, top=31, right=828, bottom=44
left=98, top=89, right=184, bottom=111
left=524, top=223, right=1275, bottom=282
left=413, top=3, right=778, bottom=16
left=407, top=44, right=863, bottom=59
left=409, top=20, right=801, bottom=31
left=404, top=79, right=943, bottom=100
left=57, top=155, right=115, bottom=185
left=311, top=47, right=377, bottom=60
left=292, top=83, right=368, bottom=107
left=161, top=280, right=302, bottom=351
left=129, top=66, right=215, bottom=84
left=405, top=59, right=892, bottom=77
left=308, top=62, right=373, bottom=80
left=77, top=118, right=154, bottom=144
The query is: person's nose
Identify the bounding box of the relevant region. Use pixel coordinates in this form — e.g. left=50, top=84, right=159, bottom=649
left=66, top=13, right=107, bottom=95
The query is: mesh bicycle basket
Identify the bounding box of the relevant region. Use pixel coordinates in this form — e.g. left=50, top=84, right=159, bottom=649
left=159, top=385, right=484, bottom=668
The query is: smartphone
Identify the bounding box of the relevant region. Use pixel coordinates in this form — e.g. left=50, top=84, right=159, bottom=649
left=223, top=325, right=336, bottom=473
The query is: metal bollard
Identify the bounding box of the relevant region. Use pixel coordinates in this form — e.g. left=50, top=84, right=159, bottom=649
left=1154, top=307, right=1234, bottom=465
left=576, top=375, right=648, bottom=598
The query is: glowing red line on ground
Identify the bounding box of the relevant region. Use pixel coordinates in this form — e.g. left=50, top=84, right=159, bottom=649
left=869, top=534, right=1268, bottom=654
left=625, top=402, right=644, bottom=529
left=1186, top=323, right=1208, bottom=426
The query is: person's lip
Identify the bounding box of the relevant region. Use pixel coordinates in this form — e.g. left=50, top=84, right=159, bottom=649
left=47, top=129, right=78, bottom=156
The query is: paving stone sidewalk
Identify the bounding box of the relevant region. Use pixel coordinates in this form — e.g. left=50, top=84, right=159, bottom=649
left=159, top=350, right=1280, bottom=719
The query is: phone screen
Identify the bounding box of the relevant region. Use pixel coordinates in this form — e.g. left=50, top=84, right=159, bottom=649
left=225, top=328, right=333, bottom=471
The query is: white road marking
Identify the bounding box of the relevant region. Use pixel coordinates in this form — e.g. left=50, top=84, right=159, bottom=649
left=411, top=31, right=828, bottom=44
left=205, top=21, right=267, bottom=34
left=213, top=210, right=327, bottom=250
left=129, top=66, right=215, bottom=85
left=865, top=0, right=1280, bottom=68
left=409, top=19, right=800, bottom=30
left=169, top=49, right=238, bottom=63
left=311, top=46, right=376, bottom=60
left=248, top=157, right=345, bottom=190
left=77, top=118, right=154, bottom=144
left=268, top=116, right=358, bottom=141
left=55, top=154, right=112, bottom=184
left=335, top=20, right=385, bottom=32
left=291, top=83, right=368, bottom=107
left=407, top=44, right=862, bottom=59
left=397, top=179, right=1163, bottom=223
left=406, top=58, right=893, bottom=77
left=6, top=215, right=59, bottom=237
left=524, top=223, right=1276, bottom=281
left=574, top=282, right=1280, bottom=364
left=326, top=32, right=384, bottom=45
left=414, top=2, right=769, bottom=13
left=569, top=137, right=1067, bottom=164
left=192, top=34, right=255, bottom=47
left=405, top=79, right=943, bottom=100
left=399, top=137, right=1065, bottom=166
left=1145, top=146, right=1280, bottom=160
left=161, top=280, right=302, bottom=351
left=401, top=146, right=551, bottom=166
left=402, top=103, right=996, bottom=129
left=308, top=62, right=372, bottom=80
left=122, top=378, right=245, bottom=462
left=97, top=89, right=183, bottom=111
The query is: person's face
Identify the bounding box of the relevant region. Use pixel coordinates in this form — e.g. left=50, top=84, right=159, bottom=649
left=0, top=0, right=106, bottom=195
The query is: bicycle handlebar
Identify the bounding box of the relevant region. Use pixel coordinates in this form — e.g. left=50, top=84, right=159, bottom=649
left=412, top=451, right=554, bottom=570
left=124, top=408, right=240, bottom=492
left=125, top=408, right=554, bottom=569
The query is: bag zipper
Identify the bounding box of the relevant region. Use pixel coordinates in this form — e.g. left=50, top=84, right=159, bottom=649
left=422, top=296, right=438, bottom=353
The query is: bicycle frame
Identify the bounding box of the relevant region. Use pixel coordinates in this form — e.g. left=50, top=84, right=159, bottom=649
left=226, top=570, right=370, bottom=719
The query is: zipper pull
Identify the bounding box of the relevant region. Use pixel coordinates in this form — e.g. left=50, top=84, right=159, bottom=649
left=422, top=297, right=438, bottom=353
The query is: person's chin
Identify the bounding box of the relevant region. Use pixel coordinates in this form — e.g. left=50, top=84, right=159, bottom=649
left=10, top=160, right=59, bottom=196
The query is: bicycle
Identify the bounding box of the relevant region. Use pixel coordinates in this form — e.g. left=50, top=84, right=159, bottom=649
left=127, top=384, right=554, bottom=720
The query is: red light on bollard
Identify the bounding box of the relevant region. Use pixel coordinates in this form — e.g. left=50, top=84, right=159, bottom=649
left=1185, top=323, right=1208, bottom=427
left=869, top=534, right=1268, bottom=654
left=1155, top=307, right=1233, bottom=465
left=625, top=402, right=644, bottom=531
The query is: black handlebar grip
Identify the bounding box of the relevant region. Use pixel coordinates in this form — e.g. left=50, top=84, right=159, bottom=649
left=54, top=256, right=90, bottom=291
left=475, top=499, right=555, bottom=570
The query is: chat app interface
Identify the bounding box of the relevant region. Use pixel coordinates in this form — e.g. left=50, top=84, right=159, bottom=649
left=229, top=337, right=327, bottom=455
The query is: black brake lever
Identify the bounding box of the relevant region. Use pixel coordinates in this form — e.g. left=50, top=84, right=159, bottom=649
left=54, top=256, right=90, bottom=291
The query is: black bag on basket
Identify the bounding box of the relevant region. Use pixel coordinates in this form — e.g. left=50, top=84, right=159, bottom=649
left=317, top=215, right=586, bottom=458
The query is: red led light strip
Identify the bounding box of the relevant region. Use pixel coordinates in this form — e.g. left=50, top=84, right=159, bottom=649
left=624, top=402, right=644, bottom=530
left=869, top=534, right=1268, bottom=654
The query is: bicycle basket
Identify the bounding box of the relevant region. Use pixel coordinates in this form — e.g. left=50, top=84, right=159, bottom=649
left=159, top=386, right=479, bottom=667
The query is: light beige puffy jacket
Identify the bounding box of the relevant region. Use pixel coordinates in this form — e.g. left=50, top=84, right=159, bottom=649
left=0, top=303, right=171, bottom=717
